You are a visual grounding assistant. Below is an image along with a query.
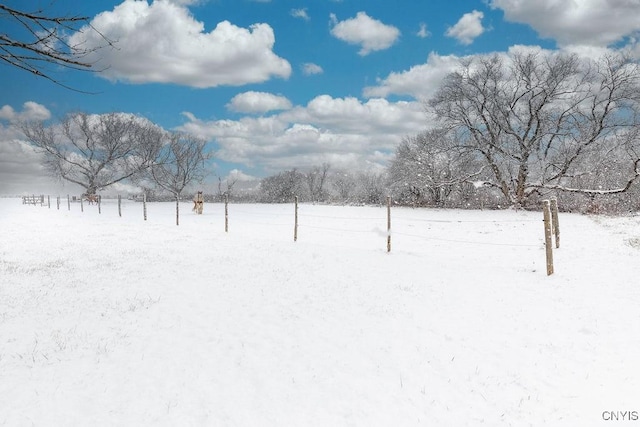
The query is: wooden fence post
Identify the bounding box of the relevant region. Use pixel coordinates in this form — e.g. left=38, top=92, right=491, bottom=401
left=80, top=195, right=84, bottom=212
left=57, top=196, right=60, bottom=210
left=294, top=196, right=298, bottom=242
left=47, top=195, right=50, bottom=209
left=118, top=195, right=122, bottom=217
left=98, top=195, right=102, bottom=214
left=143, top=193, right=147, bottom=221
left=387, top=196, right=392, bottom=253
left=550, top=198, right=560, bottom=249
left=67, top=194, right=70, bottom=211
left=175, top=196, right=179, bottom=226
left=542, top=200, right=554, bottom=276
left=225, top=194, right=229, bottom=233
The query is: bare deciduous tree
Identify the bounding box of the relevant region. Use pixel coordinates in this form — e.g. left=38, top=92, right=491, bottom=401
left=429, top=51, right=640, bottom=207
left=259, top=169, right=307, bottom=203
left=149, top=132, right=210, bottom=225
left=21, top=112, right=164, bottom=195
left=388, top=128, right=483, bottom=207
left=0, top=3, right=113, bottom=90
left=355, top=171, right=387, bottom=205
left=331, top=171, right=357, bottom=204
left=305, top=163, right=331, bottom=203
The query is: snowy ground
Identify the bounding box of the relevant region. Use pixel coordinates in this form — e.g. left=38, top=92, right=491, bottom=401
left=1, top=197, right=639, bottom=426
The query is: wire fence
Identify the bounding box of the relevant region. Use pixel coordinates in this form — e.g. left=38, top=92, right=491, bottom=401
left=23, top=194, right=558, bottom=273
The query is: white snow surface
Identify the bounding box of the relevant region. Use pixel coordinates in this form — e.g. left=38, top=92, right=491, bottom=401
left=1, top=198, right=639, bottom=426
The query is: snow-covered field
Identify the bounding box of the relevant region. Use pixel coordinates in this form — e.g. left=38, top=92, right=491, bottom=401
left=1, top=197, right=639, bottom=426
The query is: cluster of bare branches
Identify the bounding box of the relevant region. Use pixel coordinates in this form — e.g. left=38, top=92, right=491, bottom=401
left=21, top=113, right=165, bottom=195
left=412, top=50, right=640, bottom=208
left=387, top=128, right=485, bottom=207
left=0, top=3, right=112, bottom=90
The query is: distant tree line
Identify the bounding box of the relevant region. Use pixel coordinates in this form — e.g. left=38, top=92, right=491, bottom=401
left=256, top=165, right=387, bottom=205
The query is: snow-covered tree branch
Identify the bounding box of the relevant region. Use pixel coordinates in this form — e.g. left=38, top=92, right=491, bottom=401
left=428, top=50, right=640, bottom=207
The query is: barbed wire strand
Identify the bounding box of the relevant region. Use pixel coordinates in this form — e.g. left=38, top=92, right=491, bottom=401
left=393, top=216, right=540, bottom=224
left=296, top=223, right=541, bottom=248
left=392, top=231, right=541, bottom=247
left=299, top=224, right=377, bottom=234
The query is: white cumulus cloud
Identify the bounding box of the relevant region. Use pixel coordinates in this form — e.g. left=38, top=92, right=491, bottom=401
left=330, top=11, right=401, bottom=56
left=445, top=10, right=485, bottom=45
left=226, top=92, right=293, bottom=114
left=177, top=95, right=424, bottom=173
left=489, top=0, right=640, bottom=48
left=68, top=0, right=291, bottom=88
left=0, top=102, right=51, bottom=122
left=365, top=44, right=626, bottom=103
left=363, top=52, right=461, bottom=100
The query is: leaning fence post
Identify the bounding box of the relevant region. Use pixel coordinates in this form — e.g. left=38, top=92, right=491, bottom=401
left=542, top=200, right=554, bottom=276
left=294, top=196, right=298, bottom=242
left=550, top=198, right=560, bottom=249
left=387, top=196, right=392, bottom=253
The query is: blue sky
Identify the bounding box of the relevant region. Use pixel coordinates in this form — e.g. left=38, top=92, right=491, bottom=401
left=2, top=0, right=640, bottom=194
